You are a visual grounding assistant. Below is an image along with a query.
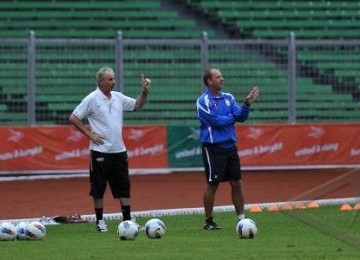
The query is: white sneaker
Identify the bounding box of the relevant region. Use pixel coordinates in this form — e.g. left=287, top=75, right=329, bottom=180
left=39, top=216, right=60, bottom=226
left=96, top=219, right=108, bottom=232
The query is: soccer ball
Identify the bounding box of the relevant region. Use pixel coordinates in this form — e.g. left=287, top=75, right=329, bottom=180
left=16, top=221, right=29, bottom=240
left=0, top=222, right=17, bottom=241
left=117, top=220, right=139, bottom=241
left=145, top=218, right=166, bottom=239
left=26, top=221, right=46, bottom=240
left=236, top=218, right=257, bottom=239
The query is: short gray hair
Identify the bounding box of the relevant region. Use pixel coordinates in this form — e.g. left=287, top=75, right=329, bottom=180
left=203, top=68, right=217, bottom=87
left=96, top=67, right=113, bottom=84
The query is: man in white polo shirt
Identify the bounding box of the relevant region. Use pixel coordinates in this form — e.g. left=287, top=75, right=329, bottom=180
left=69, top=67, right=151, bottom=232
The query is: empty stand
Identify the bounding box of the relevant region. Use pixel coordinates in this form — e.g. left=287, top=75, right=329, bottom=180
left=0, top=0, right=359, bottom=125
left=0, top=0, right=212, bottom=39
left=185, top=0, right=360, bottom=122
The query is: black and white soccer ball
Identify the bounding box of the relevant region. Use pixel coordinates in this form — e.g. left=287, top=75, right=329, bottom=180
left=236, top=218, right=257, bottom=239
left=117, top=220, right=139, bottom=241
left=145, top=218, right=166, bottom=239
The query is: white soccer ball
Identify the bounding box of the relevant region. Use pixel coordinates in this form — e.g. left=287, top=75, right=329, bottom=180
left=26, top=221, right=46, bottom=240
left=16, top=221, right=29, bottom=240
left=145, top=218, right=166, bottom=239
left=236, top=218, right=257, bottom=239
left=117, top=220, right=139, bottom=241
left=0, top=222, right=17, bottom=241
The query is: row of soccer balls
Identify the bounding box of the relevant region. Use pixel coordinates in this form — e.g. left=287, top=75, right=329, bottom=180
left=0, top=221, right=46, bottom=241
left=0, top=218, right=163, bottom=241
left=119, top=218, right=166, bottom=240
left=0, top=217, right=257, bottom=241
left=118, top=218, right=258, bottom=240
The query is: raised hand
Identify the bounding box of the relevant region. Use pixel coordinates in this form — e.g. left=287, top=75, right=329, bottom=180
left=244, top=86, right=260, bottom=105
left=141, top=73, right=151, bottom=91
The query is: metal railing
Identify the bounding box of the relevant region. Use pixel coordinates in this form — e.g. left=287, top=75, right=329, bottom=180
left=0, top=31, right=359, bottom=125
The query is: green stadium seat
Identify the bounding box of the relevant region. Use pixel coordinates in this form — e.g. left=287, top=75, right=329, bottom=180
left=185, top=0, right=360, bottom=124
left=0, top=112, right=27, bottom=121
left=1, top=0, right=359, bottom=125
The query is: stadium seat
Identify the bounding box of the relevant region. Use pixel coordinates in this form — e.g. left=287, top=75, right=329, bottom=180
left=184, top=0, right=360, bottom=123
left=0, top=0, right=359, bottom=125
left=0, top=0, right=213, bottom=39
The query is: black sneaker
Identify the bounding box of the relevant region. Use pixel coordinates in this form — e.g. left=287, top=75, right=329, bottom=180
left=204, top=220, right=223, bottom=230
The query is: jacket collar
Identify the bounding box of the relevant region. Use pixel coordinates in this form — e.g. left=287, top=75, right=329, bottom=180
left=206, top=90, right=224, bottom=99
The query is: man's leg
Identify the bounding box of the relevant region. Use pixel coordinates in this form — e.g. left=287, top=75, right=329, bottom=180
left=119, top=197, right=143, bottom=231
left=119, top=197, right=131, bottom=221
left=230, top=179, right=245, bottom=220
left=204, top=183, right=218, bottom=220
left=94, top=198, right=108, bottom=232
left=90, top=150, right=108, bottom=231
left=111, top=151, right=132, bottom=221
left=94, top=198, right=104, bottom=223
left=203, top=183, right=223, bottom=230
left=202, top=144, right=224, bottom=230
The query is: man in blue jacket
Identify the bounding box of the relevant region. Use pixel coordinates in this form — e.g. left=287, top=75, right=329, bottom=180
left=196, top=68, right=260, bottom=230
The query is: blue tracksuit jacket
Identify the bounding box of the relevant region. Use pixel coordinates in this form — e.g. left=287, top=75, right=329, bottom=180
left=196, top=90, right=250, bottom=147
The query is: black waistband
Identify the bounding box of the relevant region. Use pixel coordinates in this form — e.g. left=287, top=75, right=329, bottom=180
left=91, top=150, right=126, bottom=158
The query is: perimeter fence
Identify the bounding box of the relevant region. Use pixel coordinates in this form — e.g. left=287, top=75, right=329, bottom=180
left=0, top=31, right=359, bottom=125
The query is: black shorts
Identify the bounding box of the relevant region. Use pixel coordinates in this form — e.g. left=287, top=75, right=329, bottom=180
left=89, top=150, right=130, bottom=199
left=202, top=143, right=241, bottom=183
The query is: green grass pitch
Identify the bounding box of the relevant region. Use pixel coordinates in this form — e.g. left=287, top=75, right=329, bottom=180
left=2, top=206, right=360, bottom=259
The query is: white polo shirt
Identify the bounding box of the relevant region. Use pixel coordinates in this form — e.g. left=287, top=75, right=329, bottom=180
left=72, top=88, right=136, bottom=153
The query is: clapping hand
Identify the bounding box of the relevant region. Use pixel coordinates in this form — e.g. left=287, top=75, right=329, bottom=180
left=244, top=86, right=260, bottom=105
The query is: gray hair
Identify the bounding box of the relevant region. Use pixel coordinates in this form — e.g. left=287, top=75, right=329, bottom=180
left=202, top=68, right=212, bottom=87
left=96, top=67, right=114, bottom=84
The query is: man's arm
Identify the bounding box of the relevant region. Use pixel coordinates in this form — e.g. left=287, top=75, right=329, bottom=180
left=135, top=74, right=151, bottom=109
left=232, top=104, right=250, bottom=122
left=196, top=99, right=235, bottom=128
left=232, top=87, right=260, bottom=122
left=69, top=114, right=104, bottom=145
left=244, top=86, right=260, bottom=106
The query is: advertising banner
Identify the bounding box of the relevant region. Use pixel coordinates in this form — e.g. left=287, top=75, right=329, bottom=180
left=167, top=126, right=202, bottom=168
left=0, top=123, right=359, bottom=175
left=0, top=126, right=89, bottom=171
left=236, top=123, right=360, bottom=166
left=0, top=125, right=168, bottom=173
left=124, top=125, right=168, bottom=169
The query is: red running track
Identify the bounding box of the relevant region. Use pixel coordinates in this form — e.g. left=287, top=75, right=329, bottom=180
left=0, top=168, right=357, bottom=219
